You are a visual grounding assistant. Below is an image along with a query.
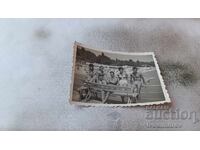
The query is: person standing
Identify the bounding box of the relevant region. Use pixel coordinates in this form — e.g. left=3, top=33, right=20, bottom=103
left=130, top=66, right=146, bottom=96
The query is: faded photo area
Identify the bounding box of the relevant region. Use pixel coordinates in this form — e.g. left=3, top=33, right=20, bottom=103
left=70, top=42, right=170, bottom=106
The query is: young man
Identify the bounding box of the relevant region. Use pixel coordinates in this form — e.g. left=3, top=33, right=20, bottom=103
left=130, top=66, right=146, bottom=96
left=116, top=67, right=128, bottom=103
left=87, top=63, right=96, bottom=82
left=97, top=73, right=108, bottom=103
left=97, top=73, right=107, bottom=85
left=107, top=70, right=118, bottom=85
left=99, top=70, right=119, bottom=104
left=117, top=67, right=128, bottom=86
left=98, top=65, right=104, bottom=73
left=78, top=63, right=96, bottom=101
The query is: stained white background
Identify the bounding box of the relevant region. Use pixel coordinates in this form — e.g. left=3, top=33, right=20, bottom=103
left=0, top=18, right=200, bottom=130
left=0, top=0, right=200, bottom=150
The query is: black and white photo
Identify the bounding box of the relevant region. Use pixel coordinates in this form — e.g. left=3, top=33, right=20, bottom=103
left=70, top=42, right=170, bottom=106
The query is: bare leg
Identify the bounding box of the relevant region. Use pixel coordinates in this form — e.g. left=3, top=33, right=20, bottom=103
left=127, top=97, right=131, bottom=103
left=103, top=92, right=111, bottom=103
left=137, top=82, right=142, bottom=100
left=84, top=90, right=91, bottom=102
left=121, top=96, right=125, bottom=103
left=87, top=91, right=92, bottom=101
left=101, top=90, right=105, bottom=103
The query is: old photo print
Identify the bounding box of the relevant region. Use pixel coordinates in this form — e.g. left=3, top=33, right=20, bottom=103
left=70, top=42, right=170, bottom=106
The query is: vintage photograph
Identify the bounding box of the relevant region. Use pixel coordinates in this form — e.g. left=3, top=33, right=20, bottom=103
left=70, top=42, right=170, bottom=106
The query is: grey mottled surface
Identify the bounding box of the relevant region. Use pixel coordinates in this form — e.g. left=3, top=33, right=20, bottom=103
left=0, top=19, right=200, bottom=130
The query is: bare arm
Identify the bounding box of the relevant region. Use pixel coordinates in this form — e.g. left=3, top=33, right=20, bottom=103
left=140, top=74, right=146, bottom=84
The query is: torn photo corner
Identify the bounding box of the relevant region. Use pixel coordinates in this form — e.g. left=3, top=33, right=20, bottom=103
left=69, top=42, right=171, bottom=107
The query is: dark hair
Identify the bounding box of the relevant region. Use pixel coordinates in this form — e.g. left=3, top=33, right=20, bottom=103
left=118, top=67, right=123, bottom=70
left=132, top=66, right=137, bottom=70
left=99, top=66, right=104, bottom=69
left=89, top=63, right=94, bottom=67
left=110, top=71, right=114, bottom=74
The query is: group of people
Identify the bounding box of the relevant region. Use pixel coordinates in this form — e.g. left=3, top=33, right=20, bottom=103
left=79, top=63, right=147, bottom=103
left=87, top=63, right=146, bottom=90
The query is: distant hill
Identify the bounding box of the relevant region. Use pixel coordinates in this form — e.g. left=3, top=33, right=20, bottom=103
left=76, top=46, right=155, bottom=67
